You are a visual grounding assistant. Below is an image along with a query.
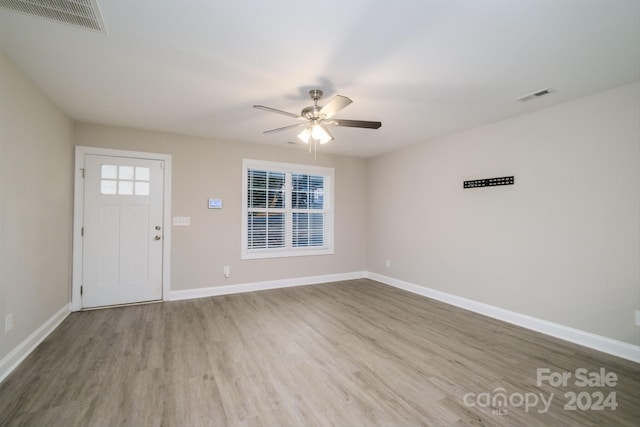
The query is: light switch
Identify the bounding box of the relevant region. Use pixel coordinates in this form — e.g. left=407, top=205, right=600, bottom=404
left=173, top=216, right=191, bottom=226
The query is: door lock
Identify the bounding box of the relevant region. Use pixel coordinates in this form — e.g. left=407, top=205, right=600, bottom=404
left=155, top=226, right=161, bottom=230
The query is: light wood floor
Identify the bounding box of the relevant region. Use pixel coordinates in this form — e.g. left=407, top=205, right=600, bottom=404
left=1, top=279, right=638, bottom=426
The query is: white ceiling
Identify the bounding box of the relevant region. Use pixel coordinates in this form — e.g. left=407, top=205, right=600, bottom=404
left=1, top=0, right=638, bottom=158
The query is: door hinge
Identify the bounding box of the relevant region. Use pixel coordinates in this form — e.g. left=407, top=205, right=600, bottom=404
left=81, top=227, right=84, bottom=236
left=81, top=168, right=85, bottom=178
left=80, top=285, right=83, bottom=296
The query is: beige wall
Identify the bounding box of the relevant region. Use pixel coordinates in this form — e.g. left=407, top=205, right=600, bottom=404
left=2, top=47, right=637, bottom=364
left=73, top=124, right=368, bottom=291
left=367, top=82, right=640, bottom=346
left=0, top=52, right=74, bottom=360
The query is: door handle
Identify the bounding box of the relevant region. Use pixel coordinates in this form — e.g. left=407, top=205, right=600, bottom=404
left=155, top=235, right=162, bottom=240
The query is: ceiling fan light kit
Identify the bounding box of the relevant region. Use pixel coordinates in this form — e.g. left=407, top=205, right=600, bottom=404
left=254, top=89, right=381, bottom=151
left=297, top=122, right=333, bottom=145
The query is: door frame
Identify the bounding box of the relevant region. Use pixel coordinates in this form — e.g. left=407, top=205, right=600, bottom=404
left=71, top=146, right=172, bottom=311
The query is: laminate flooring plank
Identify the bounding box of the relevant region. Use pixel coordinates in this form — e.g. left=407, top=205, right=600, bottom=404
left=1, top=279, right=638, bottom=426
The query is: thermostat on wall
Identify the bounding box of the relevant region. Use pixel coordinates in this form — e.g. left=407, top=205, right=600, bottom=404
left=208, top=198, right=223, bottom=209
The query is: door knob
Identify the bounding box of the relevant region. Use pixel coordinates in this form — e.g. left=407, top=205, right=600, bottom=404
left=155, top=235, right=162, bottom=240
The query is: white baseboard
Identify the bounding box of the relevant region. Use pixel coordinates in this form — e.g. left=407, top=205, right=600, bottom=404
left=367, top=272, right=640, bottom=364
left=167, top=271, right=367, bottom=301
left=0, top=304, right=70, bottom=383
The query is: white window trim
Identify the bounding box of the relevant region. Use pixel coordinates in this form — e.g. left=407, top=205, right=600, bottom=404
left=241, top=159, right=334, bottom=259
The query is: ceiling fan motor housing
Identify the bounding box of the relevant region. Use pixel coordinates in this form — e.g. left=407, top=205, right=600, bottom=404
left=302, top=105, right=323, bottom=120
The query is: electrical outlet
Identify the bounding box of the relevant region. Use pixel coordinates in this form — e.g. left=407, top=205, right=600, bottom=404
left=635, top=310, right=640, bottom=327
left=386, top=259, right=391, bottom=268
left=5, top=314, right=13, bottom=333
left=224, top=265, right=230, bottom=278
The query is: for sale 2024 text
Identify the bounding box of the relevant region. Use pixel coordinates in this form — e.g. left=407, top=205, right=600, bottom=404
left=537, top=368, right=618, bottom=411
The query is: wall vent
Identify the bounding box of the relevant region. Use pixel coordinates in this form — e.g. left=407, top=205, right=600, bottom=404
left=517, top=88, right=554, bottom=102
left=0, top=0, right=106, bottom=32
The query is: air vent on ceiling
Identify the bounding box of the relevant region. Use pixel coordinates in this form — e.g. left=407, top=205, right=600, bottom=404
left=0, top=0, right=106, bottom=32
left=517, top=88, right=555, bottom=102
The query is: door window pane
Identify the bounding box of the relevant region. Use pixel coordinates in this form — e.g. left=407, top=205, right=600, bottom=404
left=135, top=167, right=150, bottom=181
left=101, top=165, right=117, bottom=179
left=118, top=166, right=134, bottom=180
left=118, top=180, right=134, bottom=195
left=101, top=180, right=117, bottom=195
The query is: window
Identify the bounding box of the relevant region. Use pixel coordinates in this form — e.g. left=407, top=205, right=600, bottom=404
left=242, top=159, right=334, bottom=259
left=100, top=164, right=150, bottom=196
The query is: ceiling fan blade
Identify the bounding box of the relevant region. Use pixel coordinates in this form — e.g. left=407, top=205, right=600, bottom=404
left=319, top=95, right=352, bottom=118
left=263, top=123, right=308, bottom=134
left=329, top=119, right=382, bottom=129
left=253, top=105, right=301, bottom=119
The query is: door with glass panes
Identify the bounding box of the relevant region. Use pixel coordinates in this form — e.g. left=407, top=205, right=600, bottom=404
left=82, top=155, right=164, bottom=308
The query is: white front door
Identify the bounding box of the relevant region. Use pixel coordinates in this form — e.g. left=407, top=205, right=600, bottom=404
left=82, top=154, right=164, bottom=308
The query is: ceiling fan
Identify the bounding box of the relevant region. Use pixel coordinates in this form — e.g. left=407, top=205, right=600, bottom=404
left=253, top=89, right=382, bottom=145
